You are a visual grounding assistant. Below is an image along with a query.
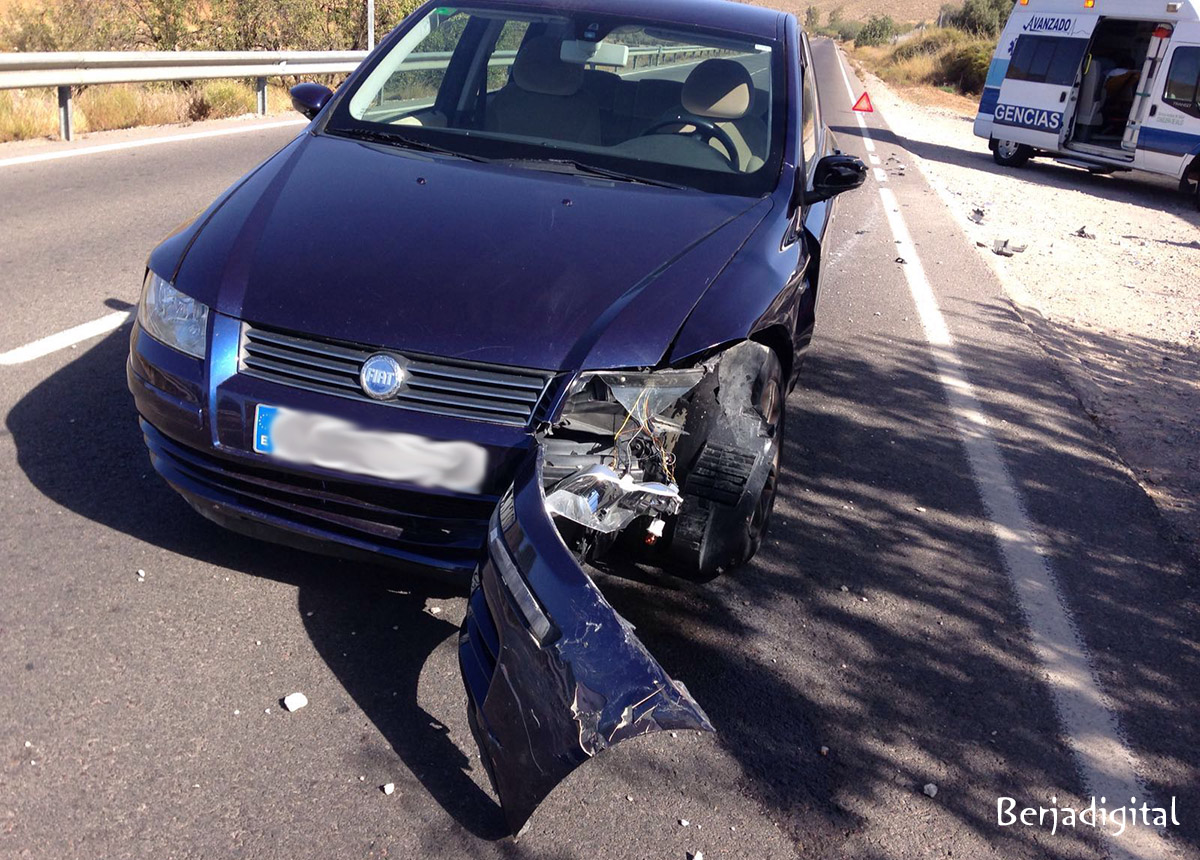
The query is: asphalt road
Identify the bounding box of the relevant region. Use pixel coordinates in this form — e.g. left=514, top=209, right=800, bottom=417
left=1, top=42, right=1197, bottom=860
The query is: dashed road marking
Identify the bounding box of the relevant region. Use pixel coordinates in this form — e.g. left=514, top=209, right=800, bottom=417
left=0, top=119, right=306, bottom=169
left=0, top=310, right=132, bottom=365
left=834, top=47, right=1175, bottom=860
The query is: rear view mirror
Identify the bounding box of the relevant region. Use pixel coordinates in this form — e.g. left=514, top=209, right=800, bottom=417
left=561, top=39, right=630, bottom=67
left=805, top=152, right=868, bottom=204
left=290, top=82, right=334, bottom=120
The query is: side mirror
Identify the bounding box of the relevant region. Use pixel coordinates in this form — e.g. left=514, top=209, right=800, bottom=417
left=804, top=152, right=868, bottom=204
left=290, top=82, right=334, bottom=120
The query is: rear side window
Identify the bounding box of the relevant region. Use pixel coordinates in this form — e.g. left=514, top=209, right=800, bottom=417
left=1006, top=35, right=1088, bottom=85
left=1163, top=46, right=1200, bottom=117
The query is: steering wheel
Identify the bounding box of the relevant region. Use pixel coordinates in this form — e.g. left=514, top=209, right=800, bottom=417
left=641, top=116, right=740, bottom=169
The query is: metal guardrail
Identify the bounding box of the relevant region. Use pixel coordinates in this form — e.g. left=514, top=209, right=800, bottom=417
left=0, top=45, right=720, bottom=141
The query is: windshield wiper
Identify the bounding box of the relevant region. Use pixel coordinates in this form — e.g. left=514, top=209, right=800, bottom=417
left=498, top=158, right=690, bottom=191
left=330, top=127, right=490, bottom=162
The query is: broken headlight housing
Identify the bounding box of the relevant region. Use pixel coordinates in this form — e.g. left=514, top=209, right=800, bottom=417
left=551, top=368, right=706, bottom=484
left=542, top=368, right=707, bottom=541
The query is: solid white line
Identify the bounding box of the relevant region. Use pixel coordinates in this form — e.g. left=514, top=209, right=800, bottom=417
left=834, top=36, right=1176, bottom=857
left=0, top=119, right=306, bottom=169
left=0, top=310, right=132, bottom=365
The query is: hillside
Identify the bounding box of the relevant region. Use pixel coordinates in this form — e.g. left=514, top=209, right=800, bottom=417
left=750, top=0, right=948, bottom=25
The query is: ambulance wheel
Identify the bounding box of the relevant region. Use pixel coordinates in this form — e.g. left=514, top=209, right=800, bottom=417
left=993, top=139, right=1033, bottom=168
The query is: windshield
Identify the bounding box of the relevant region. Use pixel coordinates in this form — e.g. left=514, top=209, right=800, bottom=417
left=324, top=5, right=786, bottom=196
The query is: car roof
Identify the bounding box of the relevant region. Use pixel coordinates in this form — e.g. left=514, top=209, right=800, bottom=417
left=457, top=0, right=786, bottom=41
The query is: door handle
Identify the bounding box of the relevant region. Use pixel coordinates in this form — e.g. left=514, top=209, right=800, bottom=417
left=1150, top=105, right=1159, bottom=117
left=1060, top=91, right=1068, bottom=103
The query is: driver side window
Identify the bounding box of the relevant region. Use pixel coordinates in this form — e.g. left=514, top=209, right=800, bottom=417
left=801, top=63, right=819, bottom=175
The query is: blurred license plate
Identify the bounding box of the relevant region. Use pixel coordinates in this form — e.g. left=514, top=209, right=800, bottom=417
left=252, top=404, right=487, bottom=493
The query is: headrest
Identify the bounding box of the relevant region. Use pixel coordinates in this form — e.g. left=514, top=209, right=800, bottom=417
left=682, top=59, right=754, bottom=120
left=512, top=36, right=584, bottom=97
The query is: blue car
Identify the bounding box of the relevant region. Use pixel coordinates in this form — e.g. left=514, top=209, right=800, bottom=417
left=128, top=0, right=864, bottom=831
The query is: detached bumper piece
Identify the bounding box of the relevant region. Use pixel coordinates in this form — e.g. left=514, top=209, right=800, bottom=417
left=459, top=450, right=712, bottom=834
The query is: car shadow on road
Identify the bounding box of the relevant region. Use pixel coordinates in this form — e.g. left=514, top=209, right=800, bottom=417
left=3, top=323, right=509, bottom=842
left=829, top=122, right=1200, bottom=223
left=6, top=315, right=1198, bottom=857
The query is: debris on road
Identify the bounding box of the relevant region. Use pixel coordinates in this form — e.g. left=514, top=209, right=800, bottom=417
left=895, top=256, right=907, bottom=265
left=839, top=585, right=849, bottom=592
left=679, top=818, right=690, bottom=827
left=382, top=783, right=395, bottom=795
left=969, top=208, right=986, bottom=224
left=820, top=745, right=830, bottom=756
left=1074, top=226, right=1096, bottom=239
left=282, top=693, right=308, bottom=712
left=991, top=239, right=1027, bottom=257
left=688, top=852, right=705, bottom=860
left=923, top=783, right=938, bottom=798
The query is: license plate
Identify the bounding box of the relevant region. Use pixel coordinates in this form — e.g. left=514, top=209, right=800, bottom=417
left=251, top=404, right=488, bottom=493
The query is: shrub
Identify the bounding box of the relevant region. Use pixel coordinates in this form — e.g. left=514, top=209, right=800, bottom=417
left=856, top=15, right=896, bottom=47
left=187, top=80, right=255, bottom=121
left=943, top=0, right=1013, bottom=38
left=938, top=42, right=992, bottom=92
left=890, top=27, right=965, bottom=62
left=836, top=20, right=863, bottom=42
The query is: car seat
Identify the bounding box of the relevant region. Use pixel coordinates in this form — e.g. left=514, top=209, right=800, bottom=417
left=486, top=36, right=603, bottom=145
left=1075, top=54, right=1111, bottom=140
left=654, top=59, right=768, bottom=172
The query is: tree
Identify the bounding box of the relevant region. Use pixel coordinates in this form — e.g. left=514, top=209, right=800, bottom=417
left=804, top=6, right=821, bottom=31
left=856, top=15, right=896, bottom=47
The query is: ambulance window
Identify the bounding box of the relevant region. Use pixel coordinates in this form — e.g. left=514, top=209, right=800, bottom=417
left=1164, top=47, right=1200, bottom=117
left=1007, top=35, right=1088, bottom=86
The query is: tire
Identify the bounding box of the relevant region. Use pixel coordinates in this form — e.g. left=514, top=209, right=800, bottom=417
left=992, top=139, right=1033, bottom=168
left=665, top=347, right=785, bottom=581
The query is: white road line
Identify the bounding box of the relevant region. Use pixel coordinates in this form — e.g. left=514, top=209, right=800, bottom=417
left=0, top=310, right=132, bottom=365
left=0, top=119, right=306, bottom=169
left=834, top=47, right=1175, bottom=860
left=872, top=166, right=888, bottom=183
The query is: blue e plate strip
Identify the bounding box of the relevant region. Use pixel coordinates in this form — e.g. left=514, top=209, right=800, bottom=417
left=253, top=404, right=279, bottom=454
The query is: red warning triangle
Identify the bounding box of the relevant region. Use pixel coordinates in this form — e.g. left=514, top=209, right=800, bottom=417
left=852, top=92, right=874, bottom=112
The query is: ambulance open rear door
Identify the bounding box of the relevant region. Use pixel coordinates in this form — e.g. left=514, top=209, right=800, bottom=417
left=992, top=18, right=1098, bottom=151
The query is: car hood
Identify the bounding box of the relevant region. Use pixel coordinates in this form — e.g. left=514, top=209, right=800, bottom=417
left=169, top=133, right=770, bottom=372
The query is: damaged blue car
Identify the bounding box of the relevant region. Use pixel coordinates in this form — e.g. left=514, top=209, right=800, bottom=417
left=127, top=0, right=865, bottom=833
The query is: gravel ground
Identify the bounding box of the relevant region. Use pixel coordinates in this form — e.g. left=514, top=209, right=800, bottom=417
left=853, top=71, right=1200, bottom=558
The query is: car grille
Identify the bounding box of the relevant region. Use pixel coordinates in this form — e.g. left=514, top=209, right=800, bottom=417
left=239, top=323, right=554, bottom=426
left=142, top=422, right=494, bottom=571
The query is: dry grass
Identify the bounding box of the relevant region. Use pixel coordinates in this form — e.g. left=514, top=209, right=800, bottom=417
left=0, top=89, right=58, bottom=141
left=0, top=80, right=295, bottom=142
left=77, top=84, right=191, bottom=131
left=852, top=28, right=993, bottom=95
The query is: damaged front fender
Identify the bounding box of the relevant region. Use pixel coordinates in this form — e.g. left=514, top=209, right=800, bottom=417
left=458, top=449, right=713, bottom=834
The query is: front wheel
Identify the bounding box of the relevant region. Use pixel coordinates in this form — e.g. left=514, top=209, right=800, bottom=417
left=992, top=139, right=1033, bottom=168
left=665, top=346, right=785, bottom=582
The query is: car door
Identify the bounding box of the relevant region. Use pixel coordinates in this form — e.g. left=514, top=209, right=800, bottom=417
left=993, top=21, right=1096, bottom=150
left=1139, top=41, right=1200, bottom=176
left=458, top=448, right=713, bottom=834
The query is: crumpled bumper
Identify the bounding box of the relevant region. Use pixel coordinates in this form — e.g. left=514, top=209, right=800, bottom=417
left=458, top=448, right=713, bottom=834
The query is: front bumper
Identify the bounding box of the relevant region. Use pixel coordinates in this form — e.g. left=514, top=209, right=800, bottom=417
left=127, top=314, right=539, bottom=574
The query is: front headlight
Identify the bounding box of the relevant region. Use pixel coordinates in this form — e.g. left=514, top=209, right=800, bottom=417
left=137, top=272, right=210, bottom=359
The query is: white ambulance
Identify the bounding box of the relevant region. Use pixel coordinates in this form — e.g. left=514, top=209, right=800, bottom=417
left=974, top=0, right=1200, bottom=206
